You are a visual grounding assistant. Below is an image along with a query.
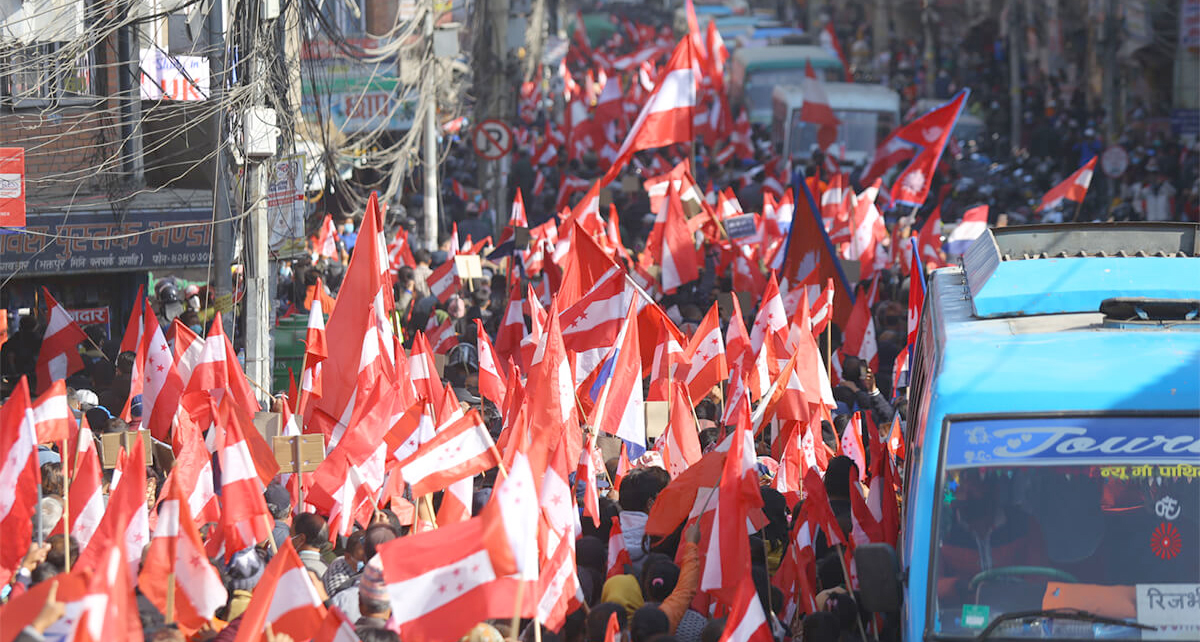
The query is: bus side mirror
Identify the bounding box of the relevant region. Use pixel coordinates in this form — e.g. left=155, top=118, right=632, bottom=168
left=856, top=543, right=903, bottom=613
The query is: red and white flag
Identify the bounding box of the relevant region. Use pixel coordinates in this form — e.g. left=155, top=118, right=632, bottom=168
left=233, top=540, right=327, bottom=642
left=0, top=379, right=40, bottom=585
left=315, top=214, right=340, bottom=259
left=387, top=228, right=416, bottom=273
left=140, top=477, right=227, bottom=633
left=476, top=319, right=507, bottom=407
left=313, top=608, right=359, bottom=642
left=168, top=416, right=221, bottom=525
left=427, top=258, right=460, bottom=303
left=606, top=515, right=633, bottom=578
left=298, top=279, right=329, bottom=414
left=31, top=379, right=71, bottom=444
left=700, top=420, right=762, bottom=604
left=77, top=542, right=144, bottom=641
left=378, top=503, right=525, bottom=642
left=1038, top=157, right=1096, bottom=212
left=138, top=303, right=185, bottom=441
left=397, top=410, right=500, bottom=497
left=750, top=274, right=788, bottom=357
left=681, top=302, right=727, bottom=404
left=215, top=401, right=279, bottom=557
left=800, top=60, right=841, bottom=151
left=658, top=382, right=702, bottom=478
left=890, top=90, right=968, bottom=207
left=588, top=301, right=646, bottom=450
left=601, top=36, right=701, bottom=184
left=718, top=578, right=774, bottom=642
left=845, top=180, right=889, bottom=280
left=75, top=431, right=149, bottom=583
left=35, top=288, right=87, bottom=393
left=838, top=413, right=868, bottom=484
left=54, top=417, right=104, bottom=548
left=840, top=276, right=879, bottom=372
left=659, top=181, right=701, bottom=293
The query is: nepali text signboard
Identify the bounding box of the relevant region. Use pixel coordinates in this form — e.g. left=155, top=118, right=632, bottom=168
left=0, top=208, right=213, bottom=276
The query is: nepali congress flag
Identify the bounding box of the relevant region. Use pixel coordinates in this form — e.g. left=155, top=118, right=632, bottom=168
left=1037, top=157, right=1097, bottom=212
left=889, top=89, right=968, bottom=207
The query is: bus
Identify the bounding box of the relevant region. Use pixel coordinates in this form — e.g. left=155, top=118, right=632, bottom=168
left=729, top=45, right=843, bottom=125
left=771, top=82, right=900, bottom=167
left=858, top=223, right=1200, bottom=641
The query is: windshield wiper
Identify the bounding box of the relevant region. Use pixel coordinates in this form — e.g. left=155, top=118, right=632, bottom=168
left=977, top=608, right=1156, bottom=640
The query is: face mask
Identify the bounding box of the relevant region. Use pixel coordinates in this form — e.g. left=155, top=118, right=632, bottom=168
left=356, top=560, right=365, bottom=573
left=342, top=223, right=355, bottom=234
left=190, top=324, right=203, bottom=335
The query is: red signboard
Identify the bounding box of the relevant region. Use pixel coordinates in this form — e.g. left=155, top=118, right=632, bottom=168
left=68, top=307, right=110, bottom=325
left=0, top=147, right=25, bottom=228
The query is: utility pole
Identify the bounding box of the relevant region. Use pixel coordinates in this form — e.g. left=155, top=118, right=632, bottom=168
left=422, top=4, right=439, bottom=252
left=473, top=0, right=511, bottom=228
left=1007, top=0, right=1022, bottom=154
left=243, top=0, right=280, bottom=401
left=921, top=0, right=935, bottom=97
left=209, top=0, right=235, bottom=332
left=872, top=0, right=888, bottom=77
left=1101, top=0, right=1119, bottom=144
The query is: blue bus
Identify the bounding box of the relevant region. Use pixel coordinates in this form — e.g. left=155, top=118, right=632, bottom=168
left=859, top=224, right=1200, bottom=641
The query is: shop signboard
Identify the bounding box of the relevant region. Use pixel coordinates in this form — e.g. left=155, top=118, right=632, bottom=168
left=0, top=208, right=213, bottom=276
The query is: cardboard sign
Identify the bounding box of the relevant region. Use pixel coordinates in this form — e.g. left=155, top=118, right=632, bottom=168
left=722, top=214, right=757, bottom=239
left=100, top=430, right=152, bottom=469
left=644, top=401, right=669, bottom=440
left=272, top=434, right=326, bottom=473
left=454, top=254, right=483, bottom=281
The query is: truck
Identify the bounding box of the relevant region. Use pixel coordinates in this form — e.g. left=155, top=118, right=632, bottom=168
left=771, top=82, right=900, bottom=167
left=857, top=223, right=1200, bottom=641
left=728, top=45, right=843, bottom=125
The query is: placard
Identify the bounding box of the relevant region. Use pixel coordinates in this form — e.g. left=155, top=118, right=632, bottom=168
left=1135, top=584, right=1200, bottom=627
left=100, top=430, right=152, bottom=469
left=722, top=214, right=757, bottom=239
left=454, top=254, right=484, bottom=281
left=644, top=401, right=669, bottom=440
left=272, top=434, right=326, bottom=473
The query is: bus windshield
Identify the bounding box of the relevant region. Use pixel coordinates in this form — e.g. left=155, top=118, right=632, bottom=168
left=789, top=109, right=885, bottom=159
left=931, top=416, right=1200, bottom=640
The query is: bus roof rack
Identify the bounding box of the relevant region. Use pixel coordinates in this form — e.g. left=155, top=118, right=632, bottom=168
left=961, top=223, right=1200, bottom=319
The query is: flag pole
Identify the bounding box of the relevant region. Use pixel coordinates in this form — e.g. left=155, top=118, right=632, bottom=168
left=1070, top=198, right=1085, bottom=223
left=165, top=572, right=176, bottom=624
left=61, top=438, right=70, bottom=572
left=490, top=446, right=509, bottom=479
left=825, top=327, right=832, bottom=380
left=509, top=579, right=526, bottom=641
left=835, top=543, right=873, bottom=642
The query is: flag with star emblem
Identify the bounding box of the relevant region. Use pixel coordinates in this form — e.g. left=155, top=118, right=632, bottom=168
left=140, top=475, right=227, bottom=634
left=397, top=409, right=500, bottom=497
left=680, top=302, right=726, bottom=404
left=137, top=301, right=184, bottom=441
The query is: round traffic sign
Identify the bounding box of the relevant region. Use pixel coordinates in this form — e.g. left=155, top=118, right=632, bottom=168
left=1101, top=145, right=1128, bottom=178
left=472, top=119, right=513, bottom=160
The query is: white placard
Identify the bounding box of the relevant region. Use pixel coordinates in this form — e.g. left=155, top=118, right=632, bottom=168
left=140, top=49, right=210, bottom=101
